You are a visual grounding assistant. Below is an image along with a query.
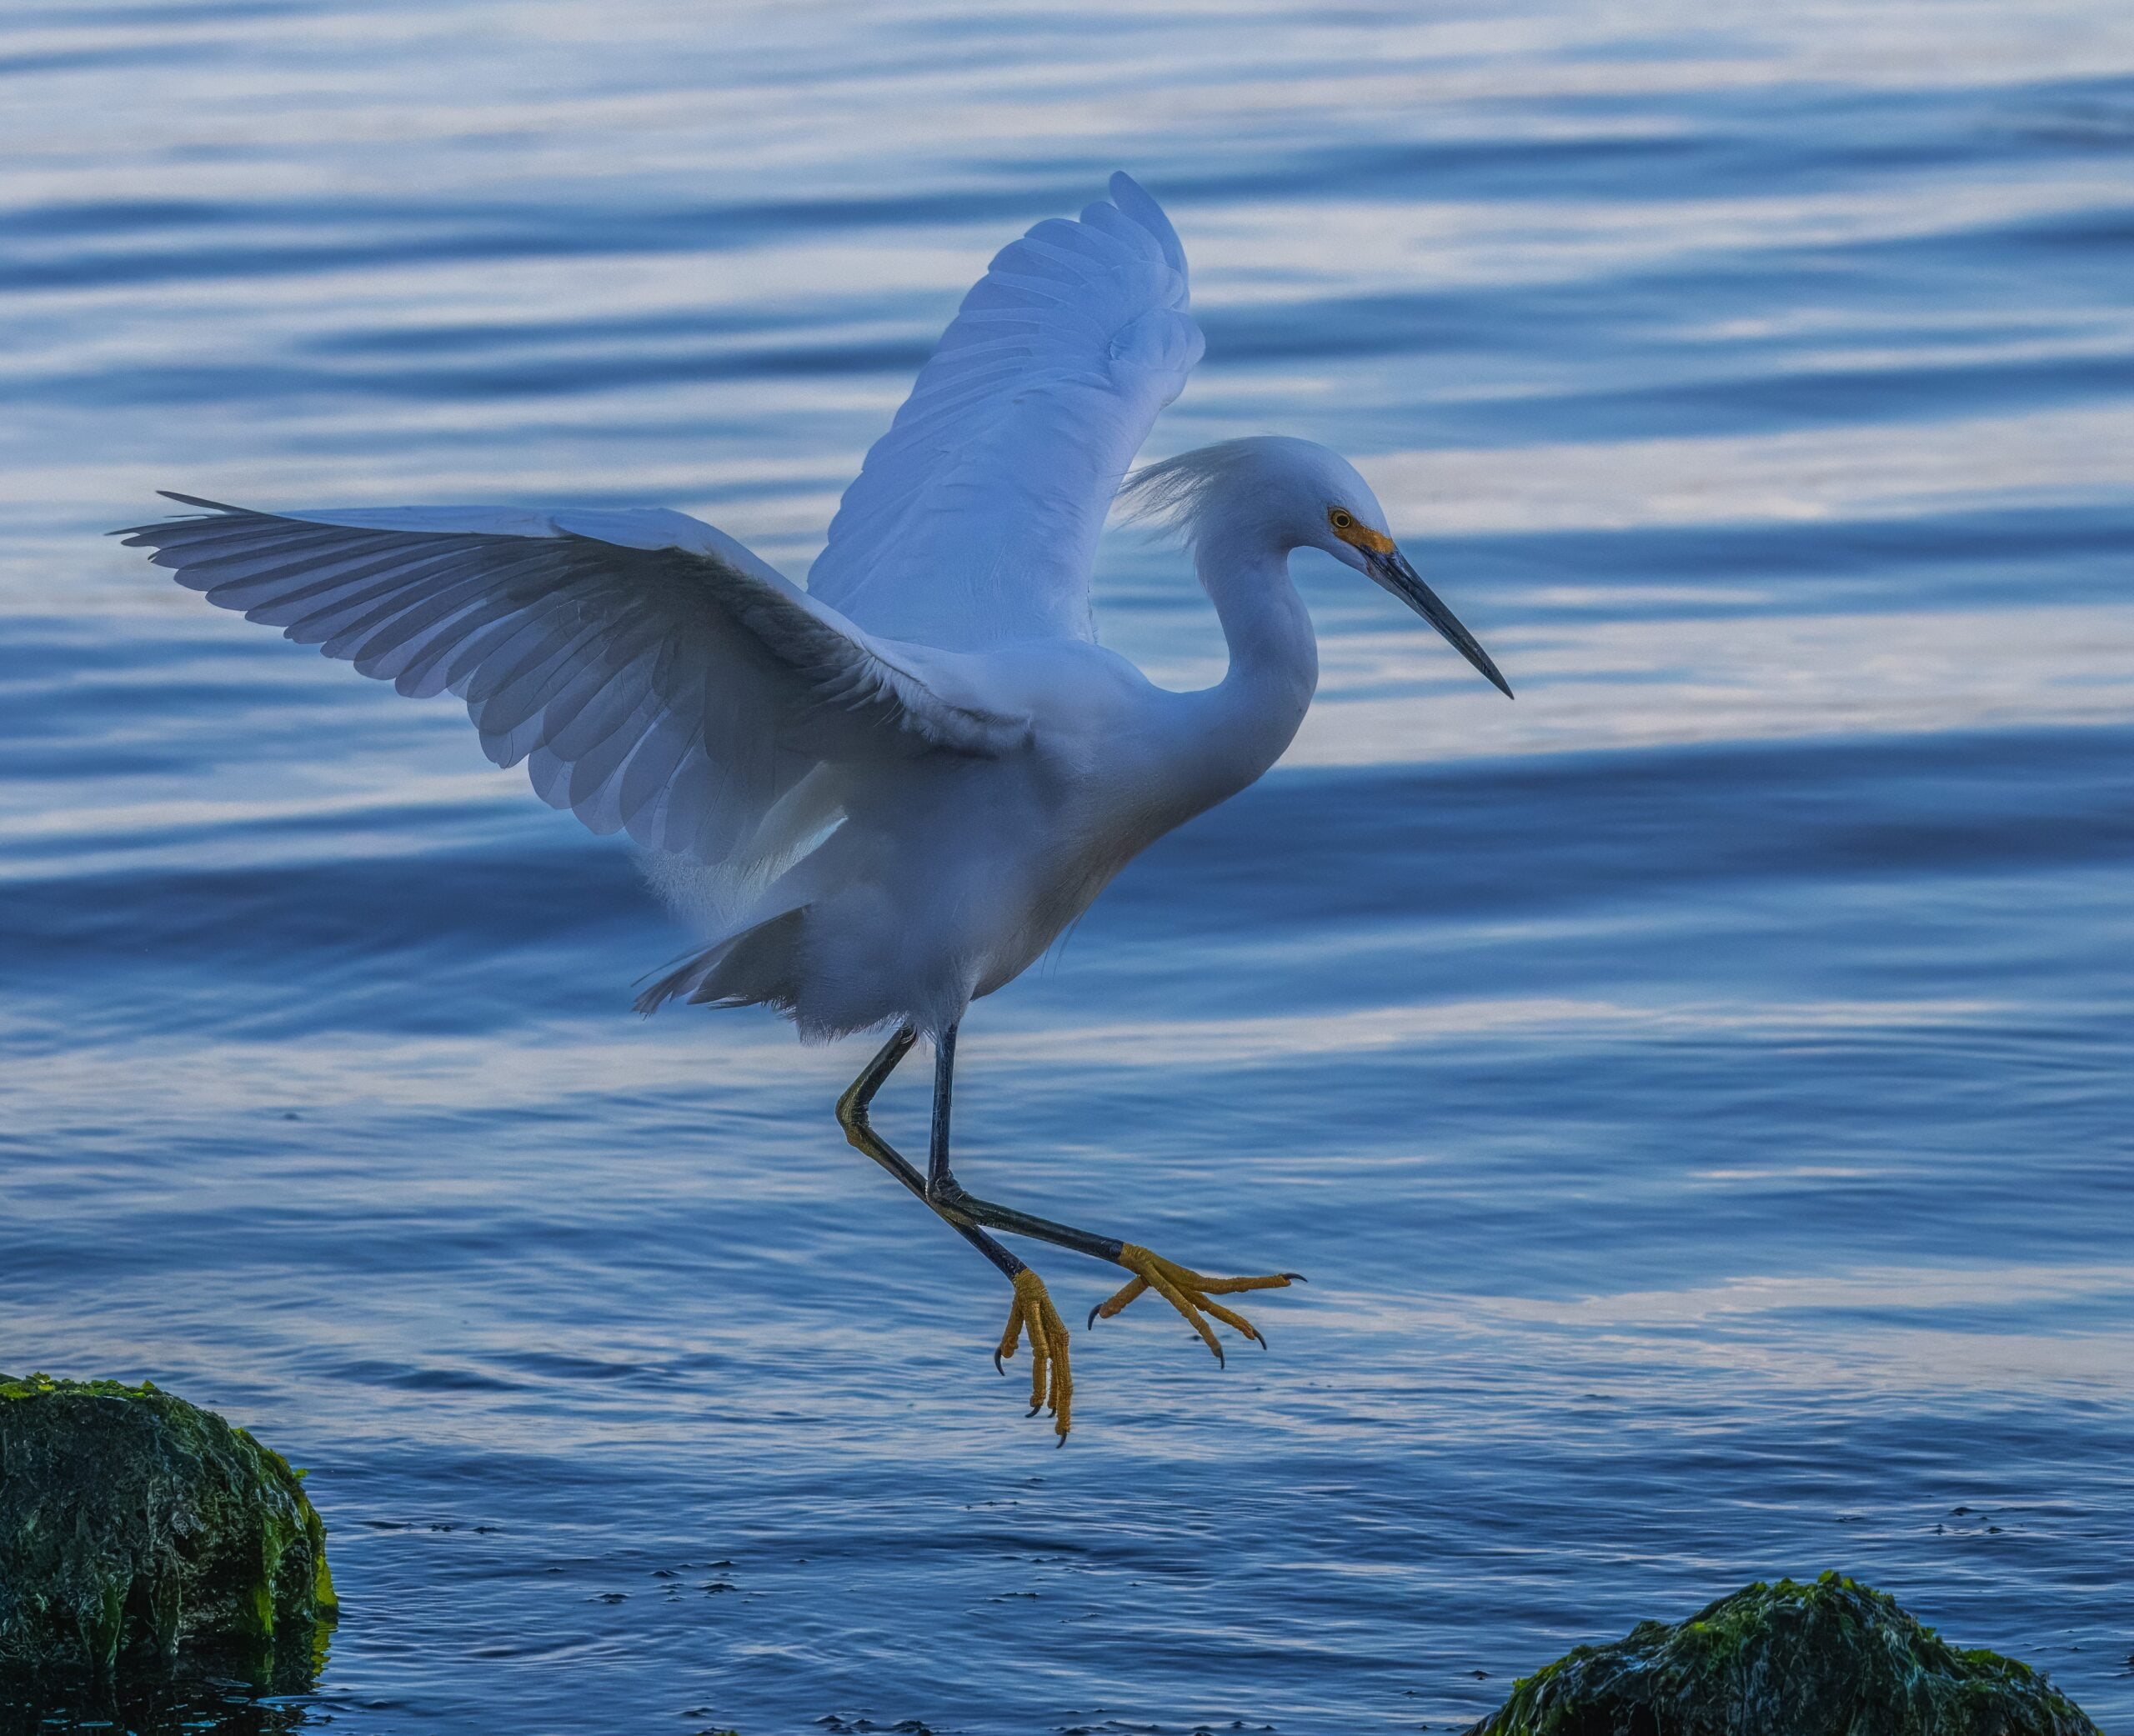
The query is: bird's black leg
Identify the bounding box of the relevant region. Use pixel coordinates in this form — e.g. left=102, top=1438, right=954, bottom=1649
left=923, top=1023, right=1123, bottom=1263
left=916, top=1023, right=1303, bottom=1365
left=834, top=1022, right=1300, bottom=1432
left=836, top=1023, right=1024, bottom=1279
left=836, top=1023, right=1073, bottom=1434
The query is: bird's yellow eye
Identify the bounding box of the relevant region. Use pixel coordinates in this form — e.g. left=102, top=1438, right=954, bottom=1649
left=1327, top=508, right=1396, bottom=554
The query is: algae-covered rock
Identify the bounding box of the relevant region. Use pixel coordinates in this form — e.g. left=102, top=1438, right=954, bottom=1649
left=1469, top=1573, right=2098, bottom=1736
left=0, top=1373, right=335, bottom=1678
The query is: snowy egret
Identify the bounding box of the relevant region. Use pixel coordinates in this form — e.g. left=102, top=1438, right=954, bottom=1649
left=121, top=173, right=1509, bottom=1438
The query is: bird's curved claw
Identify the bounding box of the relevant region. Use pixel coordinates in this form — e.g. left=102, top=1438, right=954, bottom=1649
left=1088, top=1243, right=1296, bottom=1360
left=994, top=1267, right=1071, bottom=1438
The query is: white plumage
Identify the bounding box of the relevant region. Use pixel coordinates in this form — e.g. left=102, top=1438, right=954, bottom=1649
left=122, top=172, right=1513, bottom=1436
left=123, top=174, right=1506, bottom=1043
left=810, top=171, right=1200, bottom=649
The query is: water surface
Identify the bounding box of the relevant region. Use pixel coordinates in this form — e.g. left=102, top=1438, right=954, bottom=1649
left=4, top=2, right=2133, bottom=1731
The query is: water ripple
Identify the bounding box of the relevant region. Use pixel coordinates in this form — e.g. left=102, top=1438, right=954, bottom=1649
left=4, top=1, right=2132, bottom=1732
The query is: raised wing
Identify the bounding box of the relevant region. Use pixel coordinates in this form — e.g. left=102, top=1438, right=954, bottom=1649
left=807, top=172, right=1203, bottom=652
left=119, top=496, right=1029, bottom=865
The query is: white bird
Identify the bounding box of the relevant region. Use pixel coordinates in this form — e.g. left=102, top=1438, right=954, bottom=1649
left=121, top=173, right=1510, bottom=1438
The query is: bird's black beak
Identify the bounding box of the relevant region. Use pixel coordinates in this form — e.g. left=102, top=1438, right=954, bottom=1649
left=1365, top=547, right=1514, bottom=699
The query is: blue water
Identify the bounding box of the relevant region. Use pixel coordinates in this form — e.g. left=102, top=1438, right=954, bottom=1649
left=5, top=2, right=2134, bottom=1731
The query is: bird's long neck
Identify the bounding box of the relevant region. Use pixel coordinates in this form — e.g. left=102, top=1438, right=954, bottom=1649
left=1195, top=520, right=1318, bottom=772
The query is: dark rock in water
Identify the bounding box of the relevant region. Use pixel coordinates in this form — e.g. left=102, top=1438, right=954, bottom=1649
left=0, top=1373, right=335, bottom=1678
left=1467, top=1573, right=2098, bottom=1736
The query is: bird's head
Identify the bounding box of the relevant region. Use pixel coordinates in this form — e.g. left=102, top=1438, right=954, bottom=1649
left=1121, top=436, right=1511, bottom=698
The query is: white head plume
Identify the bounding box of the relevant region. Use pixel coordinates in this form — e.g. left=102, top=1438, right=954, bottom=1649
left=1115, top=436, right=1389, bottom=554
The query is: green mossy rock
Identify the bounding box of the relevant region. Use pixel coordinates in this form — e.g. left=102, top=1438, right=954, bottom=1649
left=1469, top=1573, right=2098, bottom=1736
left=0, top=1373, right=335, bottom=1678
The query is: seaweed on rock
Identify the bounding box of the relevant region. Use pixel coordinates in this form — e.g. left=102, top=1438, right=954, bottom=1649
left=0, top=1372, right=335, bottom=1678
left=1468, top=1573, right=2098, bottom=1736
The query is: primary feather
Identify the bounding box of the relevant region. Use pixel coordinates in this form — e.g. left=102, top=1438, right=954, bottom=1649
left=807, top=171, right=1203, bottom=651
left=117, top=498, right=1029, bottom=911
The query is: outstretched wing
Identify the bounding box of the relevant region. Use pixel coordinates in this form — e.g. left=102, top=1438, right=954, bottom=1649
left=119, top=496, right=1029, bottom=865
left=807, top=172, right=1203, bottom=652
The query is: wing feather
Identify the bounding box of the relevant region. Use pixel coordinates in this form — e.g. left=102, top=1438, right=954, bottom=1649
left=807, top=172, right=1203, bottom=652
left=119, top=499, right=1029, bottom=872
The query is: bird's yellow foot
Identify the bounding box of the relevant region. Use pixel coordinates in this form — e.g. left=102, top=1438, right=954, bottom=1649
left=1088, top=1242, right=1302, bottom=1363
left=994, top=1266, right=1072, bottom=1439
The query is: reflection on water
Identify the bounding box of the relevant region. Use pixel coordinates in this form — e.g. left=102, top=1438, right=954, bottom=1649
left=4, top=0, right=2133, bottom=1731
left=0, top=1633, right=330, bottom=1736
